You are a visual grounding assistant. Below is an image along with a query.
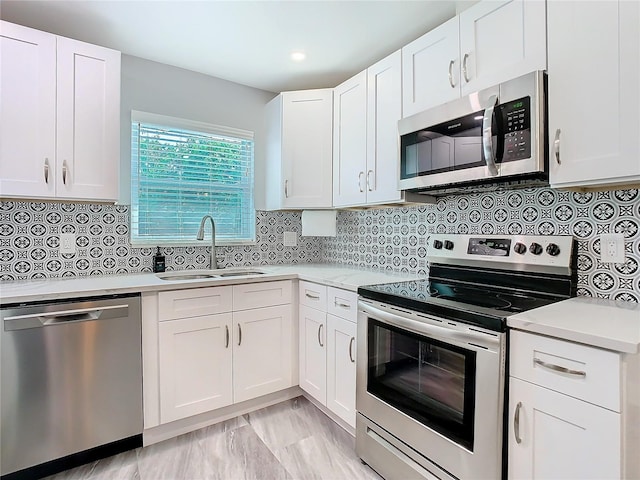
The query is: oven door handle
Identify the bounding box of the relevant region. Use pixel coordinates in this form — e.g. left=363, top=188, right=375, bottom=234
left=358, top=301, right=500, bottom=349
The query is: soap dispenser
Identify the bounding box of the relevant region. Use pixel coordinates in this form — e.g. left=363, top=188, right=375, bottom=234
left=152, top=246, right=165, bottom=273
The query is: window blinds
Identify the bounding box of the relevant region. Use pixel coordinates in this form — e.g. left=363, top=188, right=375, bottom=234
left=131, top=112, right=255, bottom=246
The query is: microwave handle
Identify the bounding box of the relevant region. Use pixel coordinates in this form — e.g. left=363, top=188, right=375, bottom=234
left=482, top=94, right=499, bottom=176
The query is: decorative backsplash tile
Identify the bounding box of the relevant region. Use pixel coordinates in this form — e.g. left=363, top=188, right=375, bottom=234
left=1, top=186, right=639, bottom=303
left=0, top=201, right=321, bottom=281
left=321, top=187, right=640, bottom=303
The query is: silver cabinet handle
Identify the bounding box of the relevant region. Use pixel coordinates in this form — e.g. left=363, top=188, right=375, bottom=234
left=366, top=170, right=374, bottom=191
left=238, top=324, right=242, bottom=346
left=462, top=53, right=470, bottom=83
left=305, top=292, right=320, bottom=300
left=62, top=160, right=68, bottom=185
left=514, top=401, right=522, bottom=444
left=225, top=325, right=229, bottom=348
left=317, top=323, right=324, bottom=347
left=553, top=129, right=561, bottom=165
left=44, top=158, right=50, bottom=184
left=533, top=358, right=586, bottom=377
left=358, top=171, right=365, bottom=193
left=448, top=60, right=456, bottom=88
left=482, top=94, right=499, bottom=176
left=334, top=300, right=351, bottom=309
left=284, top=179, right=289, bottom=198
left=349, top=337, right=355, bottom=363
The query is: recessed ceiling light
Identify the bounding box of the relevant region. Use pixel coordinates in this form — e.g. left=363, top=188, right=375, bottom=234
left=291, top=51, right=306, bottom=62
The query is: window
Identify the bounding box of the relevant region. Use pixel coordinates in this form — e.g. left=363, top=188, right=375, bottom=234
left=131, top=111, right=255, bottom=246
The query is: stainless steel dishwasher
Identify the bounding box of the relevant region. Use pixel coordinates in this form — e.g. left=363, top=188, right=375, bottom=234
left=1, top=294, right=143, bottom=479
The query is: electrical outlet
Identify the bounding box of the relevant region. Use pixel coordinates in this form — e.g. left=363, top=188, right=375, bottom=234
left=600, top=233, right=625, bottom=264
left=283, top=231, right=297, bottom=247
left=60, top=233, right=76, bottom=255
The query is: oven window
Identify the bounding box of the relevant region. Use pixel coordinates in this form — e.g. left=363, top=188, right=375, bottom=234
left=367, top=319, right=476, bottom=450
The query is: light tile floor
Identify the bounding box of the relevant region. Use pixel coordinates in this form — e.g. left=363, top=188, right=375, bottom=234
left=45, top=396, right=382, bottom=480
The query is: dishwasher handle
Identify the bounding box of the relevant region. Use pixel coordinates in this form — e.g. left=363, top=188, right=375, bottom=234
left=4, top=304, right=129, bottom=331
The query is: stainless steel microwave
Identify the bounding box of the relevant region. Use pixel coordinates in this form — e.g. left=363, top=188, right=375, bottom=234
left=398, top=70, right=548, bottom=194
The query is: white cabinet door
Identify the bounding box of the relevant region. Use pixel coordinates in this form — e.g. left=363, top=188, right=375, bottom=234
left=0, top=21, right=56, bottom=198
left=459, top=0, right=546, bottom=95
left=548, top=0, right=640, bottom=189
left=402, top=16, right=460, bottom=117
left=333, top=71, right=367, bottom=207
left=233, top=305, right=294, bottom=403
left=299, top=305, right=326, bottom=403
left=366, top=50, right=403, bottom=205
left=159, top=313, right=233, bottom=424
left=508, top=377, right=621, bottom=480
left=56, top=36, right=120, bottom=201
left=326, top=314, right=357, bottom=428
left=281, top=89, right=333, bottom=209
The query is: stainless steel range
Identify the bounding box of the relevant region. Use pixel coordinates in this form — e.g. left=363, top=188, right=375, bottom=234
left=356, top=234, right=577, bottom=480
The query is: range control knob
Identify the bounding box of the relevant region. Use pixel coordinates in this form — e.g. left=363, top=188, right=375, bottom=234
left=529, top=242, right=543, bottom=255
left=444, top=240, right=454, bottom=250
left=513, top=242, right=527, bottom=254
left=546, top=243, right=561, bottom=256
left=433, top=240, right=443, bottom=250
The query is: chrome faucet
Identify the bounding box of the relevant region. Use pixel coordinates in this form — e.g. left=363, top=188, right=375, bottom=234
left=196, top=215, right=218, bottom=269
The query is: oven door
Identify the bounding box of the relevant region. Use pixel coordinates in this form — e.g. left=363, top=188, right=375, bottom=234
left=356, top=300, right=505, bottom=480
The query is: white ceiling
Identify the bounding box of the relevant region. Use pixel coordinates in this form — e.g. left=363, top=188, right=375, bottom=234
left=0, top=0, right=460, bottom=93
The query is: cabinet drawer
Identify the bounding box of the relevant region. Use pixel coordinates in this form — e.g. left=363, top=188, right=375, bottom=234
left=158, top=286, right=233, bottom=321
left=233, top=280, right=292, bottom=311
left=510, top=331, right=620, bottom=411
left=326, top=287, right=358, bottom=323
left=299, top=281, right=327, bottom=311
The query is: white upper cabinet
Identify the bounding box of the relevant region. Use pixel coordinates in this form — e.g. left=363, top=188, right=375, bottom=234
left=264, top=89, right=333, bottom=210
left=458, top=0, right=546, bottom=96
left=0, top=21, right=121, bottom=202
left=0, top=22, right=56, bottom=199
left=333, top=71, right=368, bottom=207
left=366, top=51, right=405, bottom=205
left=333, top=51, right=406, bottom=208
left=548, top=0, right=640, bottom=189
left=402, top=0, right=546, bottom=116
left=402, top=17, right=460, bottom=117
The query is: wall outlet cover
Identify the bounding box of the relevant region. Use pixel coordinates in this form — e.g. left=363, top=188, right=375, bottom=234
left=283, top=231, right=297, bottom=247
left=600, top=233, right=625, bottom=264
left=60, top=233, right=76, bottom=255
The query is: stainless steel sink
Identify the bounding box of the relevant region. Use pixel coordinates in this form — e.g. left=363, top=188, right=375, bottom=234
left=156, top=273, right=219, bottom=281
left=156, top=268, right=265, bottom=281
left=217, top=271, right=265, bottom=277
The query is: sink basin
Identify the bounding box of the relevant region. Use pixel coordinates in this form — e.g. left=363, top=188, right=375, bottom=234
left=217, top=271, right=265, bottom=277
left=157, top=273, right=219, bottom=281
left=156, top=268, right=266, bottom=281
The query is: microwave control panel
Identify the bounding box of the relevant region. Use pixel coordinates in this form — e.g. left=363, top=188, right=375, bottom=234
left=500, top=96, right=531, bottom=163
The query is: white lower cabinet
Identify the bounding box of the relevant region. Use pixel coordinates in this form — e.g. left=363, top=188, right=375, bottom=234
left=508, top=330, right=624, bottom=479
left=233, top=305, right=293, bottom=403
left=299, top=304, right=327, bottom=402
left=508, top=377, right=620, bottom=480
left=153, top=281, right=294, bottom=425
left=159, top=313, right=233, bottom=424
left=326, top=314, right=357, bottom=426
left=298, top=281, right=357, bottom=428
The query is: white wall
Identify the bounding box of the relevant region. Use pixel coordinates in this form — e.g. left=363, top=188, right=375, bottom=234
left=120, top=54, right=276, bottom=206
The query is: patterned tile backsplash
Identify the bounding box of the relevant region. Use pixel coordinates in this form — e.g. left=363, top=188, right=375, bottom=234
left=1, top=186, right=639, bottom=303
left=0, top=202, right=322, bottom=281
left=321, top=187, right=640, bottom=303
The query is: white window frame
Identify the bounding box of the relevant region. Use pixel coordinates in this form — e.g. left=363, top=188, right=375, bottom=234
left=130, top=110, right=255, bottom=247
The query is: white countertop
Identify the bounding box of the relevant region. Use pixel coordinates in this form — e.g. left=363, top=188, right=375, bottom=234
left=0, top=264, right=423, bottom=304
left=508, top=297, right=640, bottom=354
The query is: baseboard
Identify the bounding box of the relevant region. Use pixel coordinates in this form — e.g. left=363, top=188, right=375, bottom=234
left=143, top=386, right=303, bottom=446
left=300, top=392, right=356, bottom=437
